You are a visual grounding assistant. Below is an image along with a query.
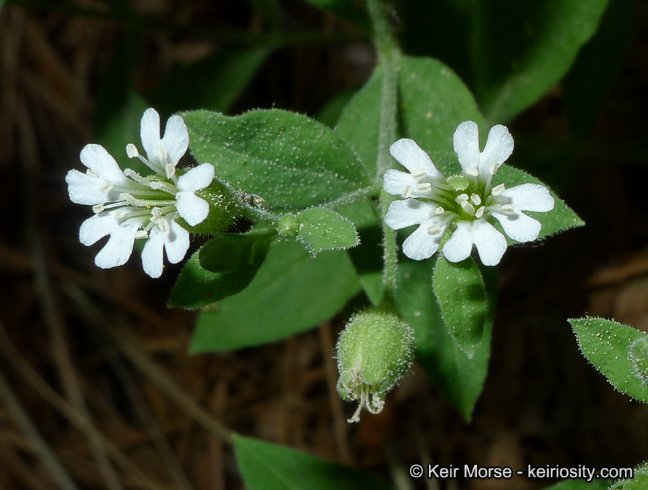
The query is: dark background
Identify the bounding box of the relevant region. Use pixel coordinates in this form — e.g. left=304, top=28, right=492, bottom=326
left=0, top=1, right=647, bottom=488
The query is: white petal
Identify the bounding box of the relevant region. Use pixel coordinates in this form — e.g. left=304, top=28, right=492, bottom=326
left=164, top=220, right=190, bottom=264
left=479, top=124, right=513, bottom=175
left=453, top=121, right=480, bottom=173
left=402, top=222, right=445, bottom=260
left=442, top=221, right=474, bottom=263
left=384, top=199, right=436, bottom=230
left=79, top=144, right=127, bottom=183
left=176, top=192, right=209, bottom=226
left=383, top=169, right=416, bottom=196
left=79, top=213, right=119, bottom=246
left=140, top=108, right=162, bottom=162
left=492, top=211, right=542, bottom=243
left=389, top=139, right=443, bottom=179
left=66, top=170, right=109, bottom=205
left=94, top=221, right=139, bottom=269
left=472, top=219, right=507, bottom=266
left=177, top=163, right=215, bottom=192
left=160, top=115, right=189, bottom=165
left=502, top=183, right=554, bottom=212
left=141, top=227, right=165, bottom=278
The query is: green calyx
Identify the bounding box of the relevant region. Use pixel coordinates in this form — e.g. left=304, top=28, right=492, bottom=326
left=183, top=177, right=246, bottom=235
left=335, top=310, right=415, bottom=423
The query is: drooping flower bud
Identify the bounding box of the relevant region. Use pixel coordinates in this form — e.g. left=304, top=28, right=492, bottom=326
left=335, top=310, right=415, bottom=423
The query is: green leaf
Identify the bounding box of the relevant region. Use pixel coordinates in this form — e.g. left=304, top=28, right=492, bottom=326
left=315, top=89, right=356, bottom=128
left=339, top=199, right=383, bottom=305
left=396, top=258, right=497, bottom=422
left=542, top=478, right=611, bottom=490
left=609, top=463, right=647, bottom=489
left=301, top=0, right=369, bottom=31
left=569, top=317, right=648, bottom=403
left=169, top=237, right=270, bottom=310
left=151, top=47, right=270, bottom=114
left=433, top=256, right=487, bottom=358
left=399, top=56, right=486, bottom=167
left=564, top=0, right=634, bottom=139
left=630, top=336, right=648, bottom=387
left=496, top=165, right=584, bottom=241
left=336, top=66, right=383, bottom=176
left=471, top=0, right=611, bottom=123
left=198, top=229, right=274, bottom=273
left=296, top=208, right=359, bottom=255
left=184, top=109, right=371, bottom=211
left=234, top=434, right=392, bottom=490
left=189, top=240, right=361, bottom=352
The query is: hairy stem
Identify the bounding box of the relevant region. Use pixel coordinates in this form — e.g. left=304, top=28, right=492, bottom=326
left=367, top=0, right=401, bottom=304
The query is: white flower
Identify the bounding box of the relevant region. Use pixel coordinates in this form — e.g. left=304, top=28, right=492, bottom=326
left=66, top=108, right=214, bottom=278
left=383, top=121, right=555, bottom=266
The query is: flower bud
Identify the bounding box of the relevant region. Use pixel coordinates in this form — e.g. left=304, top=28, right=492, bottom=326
left=336, top=310, right=415, bottom=423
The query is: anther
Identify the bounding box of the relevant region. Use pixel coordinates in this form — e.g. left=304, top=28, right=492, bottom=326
left=465, top=168, right=479, bottom=177
left=475, top=206, right=485, bottom=218
left=434, top=206, right=445, bottom=216
left=100, top=181, right=114, bottom=193
left=165, top=163, right=176, bottom=179
left=157, top=217, right=170, bottom=233
left=134, top=230, right=148, bottom=239
left=114, top=210, right=127, bottom=220
left=461, top=201, right=476, bottom=216
left=470, top=193, right=482, bottom=206
left=492, top=183, right=505, bottom=196
left=489, top=163, right=499, bottom=175
left=86, top=169, right=98, bottom=178
left=126, top=144, right=139, bottom=159
left=455, top=193, right=469, bottom=204
left=156, top=147, right=168, bottom=163
left=417, top=182, right=432, bottom=192
left=411, top=169, right=426, bottom=179
left=501, top=204, right=515, bottom=213
left=427, top=226, right=442, bottom=235
left=402, top=185, right=412, bottom=198
left=92, top=204, right=105, bottom=214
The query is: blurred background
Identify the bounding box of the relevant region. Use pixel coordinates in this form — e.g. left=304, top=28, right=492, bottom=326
left=1, top=0, right=648, bottom=488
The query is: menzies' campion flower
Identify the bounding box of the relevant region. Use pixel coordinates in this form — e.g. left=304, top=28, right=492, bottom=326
left=66, top=108, right=214, bottom=278
left=383, top=121, right=554, bottom=266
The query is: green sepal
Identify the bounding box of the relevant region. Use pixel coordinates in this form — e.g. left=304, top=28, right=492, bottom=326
left=183, top=175, right=245, bottom=236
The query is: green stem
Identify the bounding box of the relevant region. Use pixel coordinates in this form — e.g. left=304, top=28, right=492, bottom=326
left=367, top=0, right=401, bottom=305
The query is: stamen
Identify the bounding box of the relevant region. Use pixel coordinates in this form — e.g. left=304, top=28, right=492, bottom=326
left=157, top=217, right=170, bottom=233
left=490, top=163, right=499, bottom=175
left=455, top=193, right=469, bottom=204
left=470, top=193, right=482, bottom=206
left=149, top=180, right=177, bottom=194
left=434, top=206, right=445, bottom=216
left=134, top=230, right=148, bottom=239
left=367, top=393, right=385, bottom=414
left=427, top=226, right=442, bottom=235
left=402, top=185, right=412, bottom=198
left=156, top=147, right=168, bottom=163
left=475, top=206, right=485, bottom=218
left=86, top=169, right=98, bottom=178
left=411, top=169, right=426, bottom=179
left=126, top=144, right=139, bottom=159
left=492, top=183, right=505, bottom=196
left=99, top=181, right=114, bottom=193
left=460, top=201, right=476, bottom=216
left=165, top=163, right=176, bottom=179
left=465, top=167, right=479, bottom=177
left=501, top=204, right=515, bottom=213
left=92, top=204, right=105, bottom=214
left=417, top=182, right=432, bottom=192
left=114, top=210, right=128, bottom=220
